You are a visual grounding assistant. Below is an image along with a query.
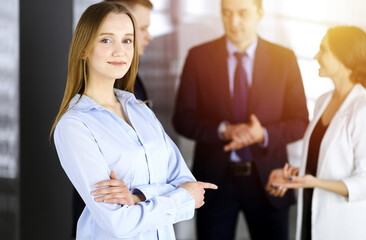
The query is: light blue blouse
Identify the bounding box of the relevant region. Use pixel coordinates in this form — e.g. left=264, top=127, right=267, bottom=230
left=54, top=89, right=195, bottom=240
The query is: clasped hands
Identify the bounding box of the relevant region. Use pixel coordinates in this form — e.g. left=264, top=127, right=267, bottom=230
left=91, top=170, right=218, bottom=209
left=265, top=163, right=317, bottom=197
left=222, top=114, right=265, bottom=151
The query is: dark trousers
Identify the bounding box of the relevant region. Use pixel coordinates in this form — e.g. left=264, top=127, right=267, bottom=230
left=196, top=163, right=289, bottom=240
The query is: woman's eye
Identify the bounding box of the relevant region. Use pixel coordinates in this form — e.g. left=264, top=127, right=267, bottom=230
left=123, top=39, right=133, bottom=44
left=101, top=39, right=111, bottom=44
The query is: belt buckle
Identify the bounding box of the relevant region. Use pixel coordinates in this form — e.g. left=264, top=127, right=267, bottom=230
left=234, top=162, right=252, bottom=176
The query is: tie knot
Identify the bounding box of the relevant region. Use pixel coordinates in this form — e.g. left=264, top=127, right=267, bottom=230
left=234, top=52, right=247, bottom=62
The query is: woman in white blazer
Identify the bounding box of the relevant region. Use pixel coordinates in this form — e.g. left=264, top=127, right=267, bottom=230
left=266, top=26, right=366, bottom=240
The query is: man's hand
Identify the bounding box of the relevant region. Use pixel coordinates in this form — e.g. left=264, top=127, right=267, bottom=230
left=92, top=170, right=144, bottom=205
left=179, top=181, right=218, bottom=209
left=223, top=114, right=265, bottom=151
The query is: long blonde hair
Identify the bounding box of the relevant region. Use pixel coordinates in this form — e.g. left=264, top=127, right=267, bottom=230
left=50, top=2, right=138, bottom=137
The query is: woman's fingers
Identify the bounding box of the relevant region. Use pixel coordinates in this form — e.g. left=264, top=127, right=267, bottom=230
left=200, top=181, right=218, bottom=190
left=292, top=168, right=300, bottom=176
left=266, top=169, right=283, bottom=191
left=95, top=192, right=134, bottom=205
left=110, top=170, right=118, bottom=180
left=94, top=179, right=127, bottom=188
left=268, top=185, right=283, bottom=197
left=283, top=164, right=298, bottom=179
left=92, top=185, right=129, bottom=196
left=95, top=192, right=128, bottom=200
left=91, top=171, right=136, bottom=205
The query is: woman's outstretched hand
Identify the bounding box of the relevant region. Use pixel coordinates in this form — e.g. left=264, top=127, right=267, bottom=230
left=266, top=163, right=300, bottom=197
left=179, top=181, right=218, bottom=208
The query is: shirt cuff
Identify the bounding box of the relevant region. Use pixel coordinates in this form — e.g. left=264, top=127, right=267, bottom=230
left=258, top=127, right=269, bottom=148
left=163, top=187, right=195, bottom=222
left=132, top=184, right=176, bottom=200
left=218, top=121, right=229, bottom=140
left=342, top=176, right=366, bottom=202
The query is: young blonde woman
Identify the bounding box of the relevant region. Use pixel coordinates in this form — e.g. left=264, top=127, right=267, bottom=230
left=51, top=2, right=216, bottom=239
left=267, top=26, right=366, bottom=240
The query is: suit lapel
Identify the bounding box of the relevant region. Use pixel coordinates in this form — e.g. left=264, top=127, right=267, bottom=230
left=249, top=38, right=271, bottom=114
left=210, top=37, right=233, bottom=119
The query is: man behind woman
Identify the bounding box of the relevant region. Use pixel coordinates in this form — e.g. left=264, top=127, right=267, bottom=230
left=268, top=26, right=366, bottom=240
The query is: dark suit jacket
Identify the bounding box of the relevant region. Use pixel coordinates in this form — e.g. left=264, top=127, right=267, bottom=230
left=134, top=74, right=148, bottom=102
left=173, top=36, right=309, bottom=209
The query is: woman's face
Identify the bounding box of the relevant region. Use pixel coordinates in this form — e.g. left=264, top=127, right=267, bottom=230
left=314, top=35, right=345, bottom=79
left=86, top=13, right=134, bottom=82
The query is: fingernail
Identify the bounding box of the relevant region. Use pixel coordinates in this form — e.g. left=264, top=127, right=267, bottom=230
left=289, top=177, right=292, bottom=181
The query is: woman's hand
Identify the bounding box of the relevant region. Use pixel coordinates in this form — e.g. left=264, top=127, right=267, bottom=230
left=179, top=181, right=218, bottom=209
left=92, top=170, right=143, bottom=205
left=266, top=163, right=300, bottom=197
left=266, top=168, right=289, bottom=197
left=275, top=174, right=317, bottom=189
left=268, top=163, right=349, bottom=197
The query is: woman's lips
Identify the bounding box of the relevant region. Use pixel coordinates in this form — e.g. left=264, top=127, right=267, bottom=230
left=108, top=61, right=126, bottom=66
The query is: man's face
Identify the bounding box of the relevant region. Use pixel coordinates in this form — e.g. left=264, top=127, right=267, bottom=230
left=221, top=0, right=263, bottom=47
left=132, top=4, right=152, bottom=56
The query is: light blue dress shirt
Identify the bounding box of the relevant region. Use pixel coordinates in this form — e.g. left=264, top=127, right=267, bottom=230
left=54, top=89, right=195, bottom=240
left=226, top=36, right=258, bottom=94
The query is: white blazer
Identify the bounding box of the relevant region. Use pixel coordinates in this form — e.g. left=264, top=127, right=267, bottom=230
left=295, top=84, right=366, bottom=240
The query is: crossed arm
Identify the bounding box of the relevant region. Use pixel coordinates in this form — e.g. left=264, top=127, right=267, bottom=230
left=92, top=170, right=217, bottom=209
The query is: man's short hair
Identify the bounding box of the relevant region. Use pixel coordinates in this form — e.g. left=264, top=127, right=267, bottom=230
left=254, top=0, right=262, bottom=9
left=104, top=0, right=153, bottom=10
left=221, top=0, right=262, bottom=9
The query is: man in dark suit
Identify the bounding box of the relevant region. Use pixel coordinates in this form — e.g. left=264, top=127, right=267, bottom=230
left=173, top=0, right=309, bottom=239
left=71, top=0, right=153, bottom=238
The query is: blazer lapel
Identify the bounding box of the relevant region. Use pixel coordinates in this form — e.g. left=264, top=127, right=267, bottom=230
left=249, top=38, right=271, bottom=114
left=317, top=84, right=362, bottom=176
left=210, top=37, right=233, bottom=118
